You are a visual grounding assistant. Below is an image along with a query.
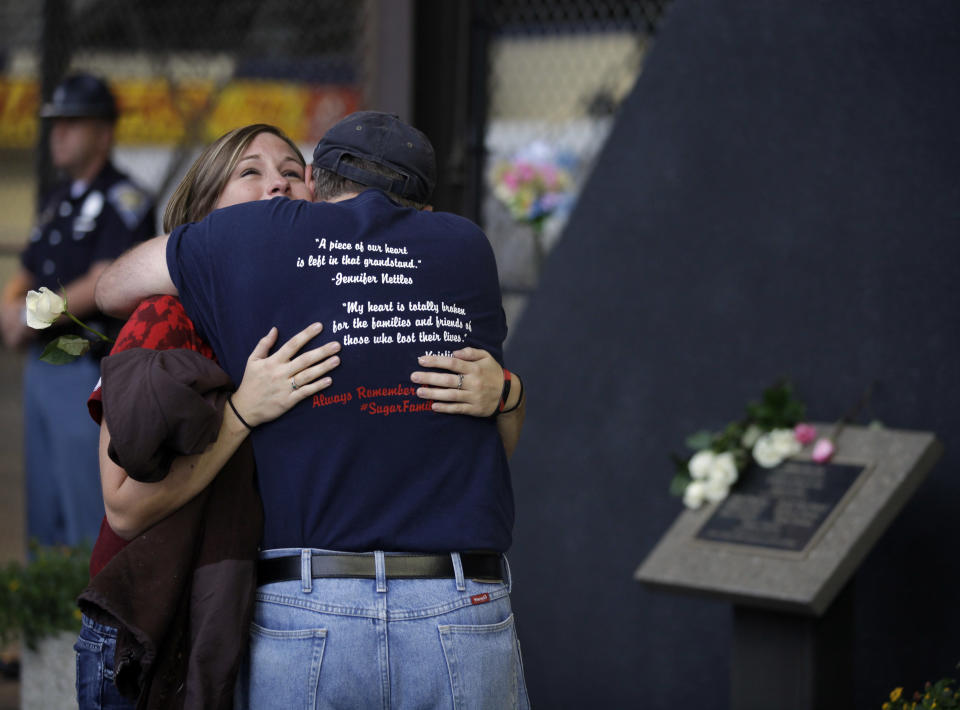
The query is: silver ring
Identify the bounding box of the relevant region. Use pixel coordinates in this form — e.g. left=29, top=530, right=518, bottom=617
left=457, top=374, right=464, bottom=390
left=291, top=377, right=299, bottom=390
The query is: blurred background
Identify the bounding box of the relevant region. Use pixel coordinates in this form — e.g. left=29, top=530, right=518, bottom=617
left=0, top=1, right=669, bottom=706
left=3, top=0, right=959, bottom=708
left=0, top=0, right=669, bottom=332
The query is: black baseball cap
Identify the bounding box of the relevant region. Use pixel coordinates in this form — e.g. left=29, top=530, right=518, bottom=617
left=312, top=111, right=436, bottom=203
left=40, top=72, right=118, bottom=121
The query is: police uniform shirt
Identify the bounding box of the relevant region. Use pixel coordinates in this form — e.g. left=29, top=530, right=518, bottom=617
left=21, top=161, right=155, bottom=338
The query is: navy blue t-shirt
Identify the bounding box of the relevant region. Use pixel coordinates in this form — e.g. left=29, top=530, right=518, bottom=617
left=167, top=190, right=513, bottom=552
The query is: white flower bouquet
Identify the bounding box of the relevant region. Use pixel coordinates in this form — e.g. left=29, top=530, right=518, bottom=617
left=670, top=382, right=838, bottom=509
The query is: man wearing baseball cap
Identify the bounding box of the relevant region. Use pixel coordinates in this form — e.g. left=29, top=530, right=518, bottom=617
left=0, top=72, right=155, bottom=548
left=96, top=111, right=529, bottom=708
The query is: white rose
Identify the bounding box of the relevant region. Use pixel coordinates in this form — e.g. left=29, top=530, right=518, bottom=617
left=752, top=428, right=801, bottom=468
left=741, top=424, right=763, bottom=448
left=708, top=451, right=739, bottom=486
left=769, top=428, right=801, bottom=458
left=752, top=433, right=782, bottom=468
left=702, top=475, right=731, bottom=503
left=25, top=287, right=66, bottom=329
left=683, top=480, right=708, bottom=509
left=688, top=450, right=715, bottom=480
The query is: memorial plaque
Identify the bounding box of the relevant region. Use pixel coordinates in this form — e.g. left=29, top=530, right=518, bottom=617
left=695, top=460, right=867, bottom=552
left=635, top=425, right=942, bottom=615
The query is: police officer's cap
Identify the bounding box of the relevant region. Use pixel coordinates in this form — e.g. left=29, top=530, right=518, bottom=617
left=40, top=72, right=118, bottom=121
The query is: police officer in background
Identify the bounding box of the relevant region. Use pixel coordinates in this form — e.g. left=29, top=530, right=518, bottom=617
left=0, top=72, right=155, bottom=547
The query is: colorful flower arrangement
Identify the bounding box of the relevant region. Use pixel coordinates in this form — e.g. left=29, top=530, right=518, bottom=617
left=489, top=141, right=576, bottom=230
left=671, top=381, right=840, bottom=509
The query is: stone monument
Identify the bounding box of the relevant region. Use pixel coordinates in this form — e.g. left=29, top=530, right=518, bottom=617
left=635, top=424, right=942, bottom=710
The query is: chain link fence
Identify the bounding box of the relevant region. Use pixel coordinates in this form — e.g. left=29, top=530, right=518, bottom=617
left=0, top=0, right=369, bottom=214
left=480, top=0, right=671, bottom=319
left=0, top=0, right=670, bottom=304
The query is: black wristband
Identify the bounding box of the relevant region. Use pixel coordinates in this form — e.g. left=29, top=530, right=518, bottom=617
left=498, top=374, right=524, bottom=414
left=498, top=369, right=513, bottom=412
left=227, top=395, right=253, bottom=430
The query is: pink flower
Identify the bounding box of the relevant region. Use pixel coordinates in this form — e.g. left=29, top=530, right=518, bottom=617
left=516, top=162, right=536, bottom=182
left=540, top=164, right=558, bottom=187
left=794, top=423, right=817, bottom=445
left=811, top=437, right=836, bottom=463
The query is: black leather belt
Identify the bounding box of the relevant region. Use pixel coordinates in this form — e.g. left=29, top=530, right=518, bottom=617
left=257, top=552, right=503, bottom=586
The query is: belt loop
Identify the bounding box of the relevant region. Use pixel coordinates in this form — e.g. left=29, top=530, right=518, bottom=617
left=451, top=552, right=466, bottom=591
left=301, top=549, right=312, bottom=593
left=502, top=554, right=513, bottom=593
left=374, top=551, right=387, bottom=593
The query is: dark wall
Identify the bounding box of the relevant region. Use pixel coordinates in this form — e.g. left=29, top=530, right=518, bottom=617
left=413, top=0, right=488, bottom=222
left=504, top=0, right=960, bottom=706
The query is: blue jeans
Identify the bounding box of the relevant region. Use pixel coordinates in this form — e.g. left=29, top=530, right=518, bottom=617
left=236, top=549, right=530, bottom=709
left=24, top=348, right=104, bottom=547
left=75, top=614, right=136, bottom=710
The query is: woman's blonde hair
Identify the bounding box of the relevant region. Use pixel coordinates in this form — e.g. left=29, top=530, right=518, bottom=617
left=162, top=123, right=305, bottom=232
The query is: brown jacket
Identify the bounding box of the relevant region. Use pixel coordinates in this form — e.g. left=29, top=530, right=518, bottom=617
left=77, top=348, right=262, bottom=710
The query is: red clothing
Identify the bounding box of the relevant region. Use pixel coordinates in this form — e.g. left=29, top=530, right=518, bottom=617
left=88, top=295, right=216, bottom=577
left=88, top=517, right=128, bottom=578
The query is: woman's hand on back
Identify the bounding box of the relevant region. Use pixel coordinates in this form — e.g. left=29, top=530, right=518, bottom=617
left=411, top=347, right=504, bottom=417
left=231, top=322, right=341, bottom=427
